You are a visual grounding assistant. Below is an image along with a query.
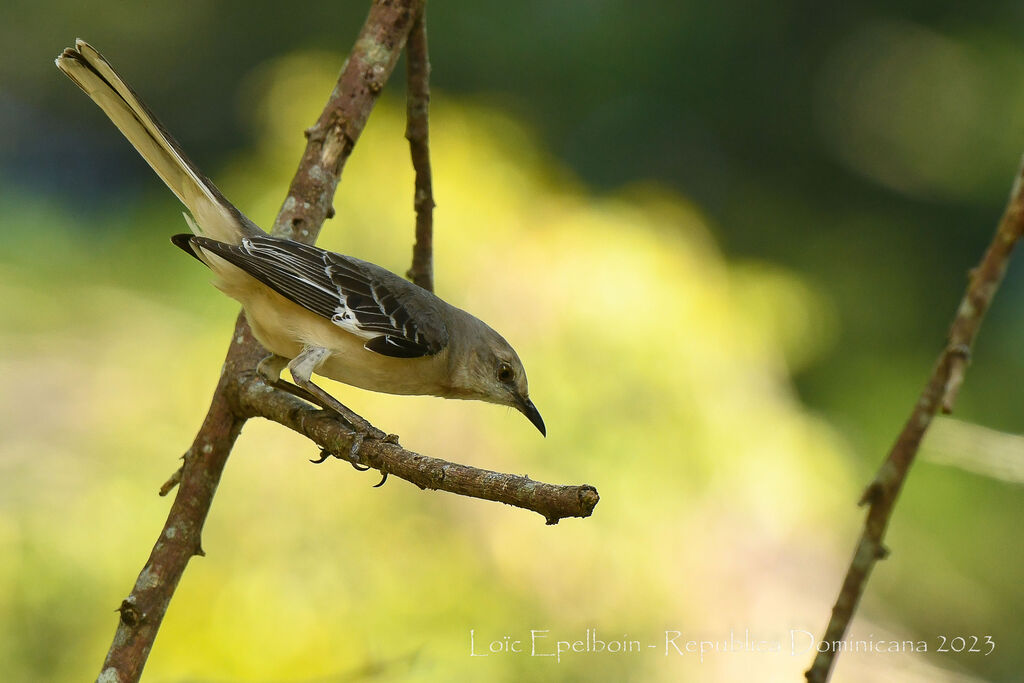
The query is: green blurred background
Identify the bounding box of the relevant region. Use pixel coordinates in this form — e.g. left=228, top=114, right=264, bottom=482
left=3, top=2, right=1024, bottom=681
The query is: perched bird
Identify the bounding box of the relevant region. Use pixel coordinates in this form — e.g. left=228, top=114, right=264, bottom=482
left=56, top=39, right=545, bottom=436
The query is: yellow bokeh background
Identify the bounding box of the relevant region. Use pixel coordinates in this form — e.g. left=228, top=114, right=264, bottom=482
left=0, top=53, right=986, bottom=682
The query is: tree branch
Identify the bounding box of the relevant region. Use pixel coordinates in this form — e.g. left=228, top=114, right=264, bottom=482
left=404, top=5, right=435, bottom=292
left=233, top=374, right=599, bottom=524
left=99, top=337, right=250, bottom=683
left=99, top=3, right=598, bottom=680
left=805, top=156, right=1024, bottom=683
left=99, top=3, right=423, bottom=680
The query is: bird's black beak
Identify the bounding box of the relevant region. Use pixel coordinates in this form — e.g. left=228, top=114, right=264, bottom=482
left=517, top=397, right=546, bottom=437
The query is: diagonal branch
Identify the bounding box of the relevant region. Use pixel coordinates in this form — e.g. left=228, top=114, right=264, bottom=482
left=404, top=5, right=435, bottom=292
left=805, top=156, right=1024, bottom=683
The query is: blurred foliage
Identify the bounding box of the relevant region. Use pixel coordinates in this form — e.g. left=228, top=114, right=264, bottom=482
left=2, top=2, right=1024, bottom=681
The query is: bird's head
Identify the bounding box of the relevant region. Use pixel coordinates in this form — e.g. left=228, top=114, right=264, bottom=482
left=445, top=317, right=545, bottom=436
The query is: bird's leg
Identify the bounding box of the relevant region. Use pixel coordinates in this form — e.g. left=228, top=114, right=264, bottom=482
left=257, top=353, right=289, bottom=382
left=257, top=353, right=330, bottom=407
left=259, top=350, right=387, bottom=465
left=287, top=346, right=385, bottom=454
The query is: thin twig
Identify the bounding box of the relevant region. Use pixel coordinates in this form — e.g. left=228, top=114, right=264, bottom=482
left=158, top=463, right=183, bottom=496
left=234, top=376, right=599, bottom=524
left=404, top=5, right=435, bottom=292
left=98, top=2, right=425, bottom=680
left=805, top=156, right=1024, bottom=682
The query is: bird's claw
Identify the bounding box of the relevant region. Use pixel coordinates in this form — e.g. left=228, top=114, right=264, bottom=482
left=310, top=449, right=333, bottom=464
left=306, top=426, right=390, bottom=489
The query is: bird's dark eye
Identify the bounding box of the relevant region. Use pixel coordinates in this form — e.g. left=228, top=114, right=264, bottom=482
left=497, top=362, right=515, bottom=384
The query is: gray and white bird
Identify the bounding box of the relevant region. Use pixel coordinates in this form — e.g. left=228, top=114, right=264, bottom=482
left=56, top=40, right=545, bottom=436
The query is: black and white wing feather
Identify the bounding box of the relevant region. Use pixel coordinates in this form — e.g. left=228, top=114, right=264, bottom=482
left=182, top=235, right=448, bottom=358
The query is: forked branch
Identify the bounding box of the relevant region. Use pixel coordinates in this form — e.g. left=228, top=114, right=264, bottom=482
left=99, top=2, right=597, bottom=682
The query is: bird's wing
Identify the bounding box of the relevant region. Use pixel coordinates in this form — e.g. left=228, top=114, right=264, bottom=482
left=187, top=235, right=448, bottom=358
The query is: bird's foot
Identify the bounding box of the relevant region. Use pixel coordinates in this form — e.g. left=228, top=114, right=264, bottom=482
left=309, top=441, right=388, bottom=488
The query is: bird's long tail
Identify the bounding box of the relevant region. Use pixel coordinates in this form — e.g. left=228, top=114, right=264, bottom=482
left=55, top=39, right=261, bottom=243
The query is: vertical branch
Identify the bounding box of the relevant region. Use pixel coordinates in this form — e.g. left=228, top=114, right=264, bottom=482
left=404, top=5, right=435, bottom=292
left=805, top=156, right=1024, bottom=682
left=98, top=2, right=424, bottom=681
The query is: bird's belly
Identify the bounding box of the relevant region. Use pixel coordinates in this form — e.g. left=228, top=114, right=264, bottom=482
left=237, top=290, right=305, bottom=360
left=225, top=272, right=449, bottom=397
left=315, top=346, right=448, bottom=396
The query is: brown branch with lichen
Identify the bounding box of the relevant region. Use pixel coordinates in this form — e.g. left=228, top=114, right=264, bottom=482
left=805, top=156, right=1024, bottom=683
left=233, top=377, right=598, bottom=524
left=97, top=3, right=418, bottom=677
left=404, top=4, right=435, bottom=292
left=98, top=2, right=596, bottom=681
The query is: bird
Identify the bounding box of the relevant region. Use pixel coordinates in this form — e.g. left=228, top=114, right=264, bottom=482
left=55, top=39, right=545, bottom=438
